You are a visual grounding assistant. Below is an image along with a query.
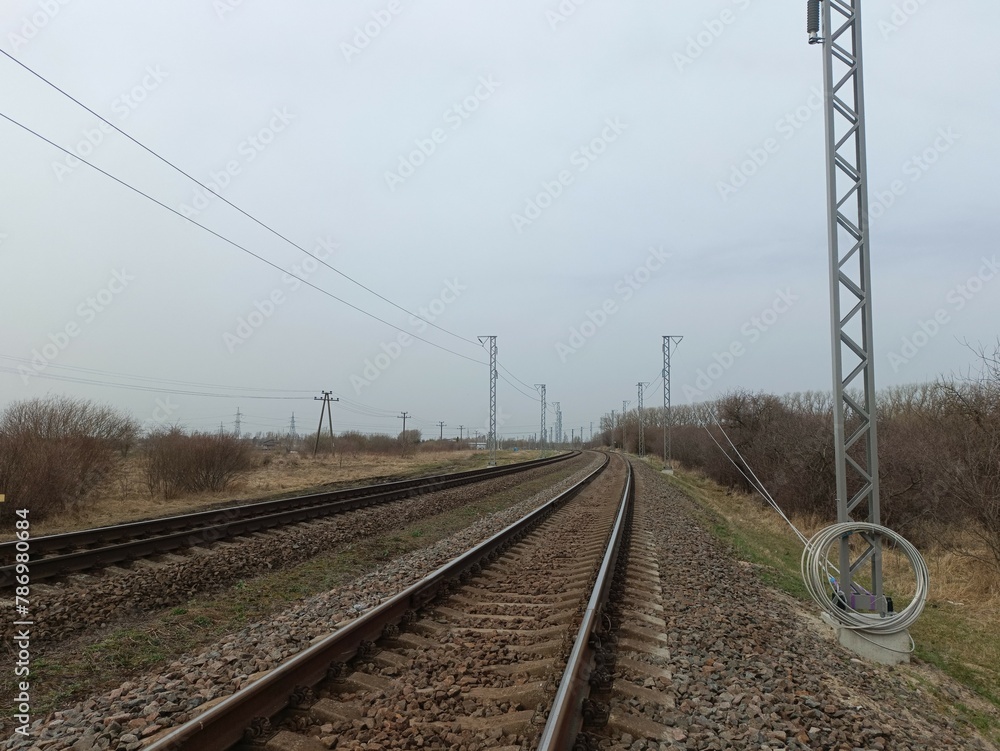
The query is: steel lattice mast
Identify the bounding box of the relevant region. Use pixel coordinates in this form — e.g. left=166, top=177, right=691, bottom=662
left=479, top=336, right=498, bottom=467
left=810, top=0, right=884, bottom=611
left=637, top=382, right=648, bottom=457
left=535, top=384, right=547, bottom=450
left=662, top=335, right=682, bottom=470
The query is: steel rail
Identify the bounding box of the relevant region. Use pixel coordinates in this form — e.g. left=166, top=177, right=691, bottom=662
left=536, top=458, right=634, bottom=750
left=143, top=452, right=611, bottom=751
left=0, top=451, right=578, bottom=588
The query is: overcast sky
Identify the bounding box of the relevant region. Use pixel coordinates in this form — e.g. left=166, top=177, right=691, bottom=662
left=1, top=0, right=997, bottom=441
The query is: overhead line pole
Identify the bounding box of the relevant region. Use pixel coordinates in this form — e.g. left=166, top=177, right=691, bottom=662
left=313, top=391, right=339, bottom=456
left=662, top=335, right=683, bottom=473
left=535, top=384, right=547, bottom=452
left=479, top=336, right=498, bottom=466
left=621, top=400, right=628, bottom=452
left=637, top=383, right=649, bottom=457
left=810, top=0, right=884, bottom=613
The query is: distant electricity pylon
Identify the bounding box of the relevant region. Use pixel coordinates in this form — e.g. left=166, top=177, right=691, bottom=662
left=637, top=383, right=649, bottom=456
left=479, top=336, right=498, bottom=466
left=535, top=384, right=546, bottom=449
left=313, top=391, right=339, bottom=456
left=662, top=335, right=683, bottom=472
left=809, top=0, right=885, bottom=611
left=621, top=400, right=628, bottom=451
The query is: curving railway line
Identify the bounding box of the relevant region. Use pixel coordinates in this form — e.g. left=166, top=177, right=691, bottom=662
left=0, top=451, right=578, bottom=589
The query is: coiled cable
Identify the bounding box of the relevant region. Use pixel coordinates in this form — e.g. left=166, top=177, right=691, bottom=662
left=707, top=420, right=929, bottom=636
left=801, top=522, right=929, bottom=635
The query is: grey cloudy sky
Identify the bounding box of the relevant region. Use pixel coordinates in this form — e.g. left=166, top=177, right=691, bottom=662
left=1, top=0, right=997, bottom=440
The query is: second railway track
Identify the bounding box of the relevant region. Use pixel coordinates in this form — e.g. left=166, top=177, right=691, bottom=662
left=144, top=452, right=633, bottom=751
left=0, top=451, right=579, bottom=589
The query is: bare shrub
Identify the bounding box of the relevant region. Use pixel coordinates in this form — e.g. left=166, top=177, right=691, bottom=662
left=0, top=396, right=139, bottom=521
left=927, top=345, right=1000, bottom=570
left=144, top=429, right=254, bottom=499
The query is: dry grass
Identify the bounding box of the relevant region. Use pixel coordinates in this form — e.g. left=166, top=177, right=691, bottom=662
left=17, top=449, right=543, bottom=538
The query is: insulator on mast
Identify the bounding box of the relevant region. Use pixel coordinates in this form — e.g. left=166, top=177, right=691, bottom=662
left=807, top=0, right=822, bottom=44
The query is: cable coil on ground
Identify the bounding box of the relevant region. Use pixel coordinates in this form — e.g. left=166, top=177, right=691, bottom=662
left=801, top=522, right=930, bottom=635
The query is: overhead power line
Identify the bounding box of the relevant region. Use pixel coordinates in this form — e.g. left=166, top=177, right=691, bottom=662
left=0, top=354, right=314, bottom=394
left=0, top=54, right=546, bottom=393
left=0, top=50, right=480, bottom=350
left=0, top=109, right=486, bottom=366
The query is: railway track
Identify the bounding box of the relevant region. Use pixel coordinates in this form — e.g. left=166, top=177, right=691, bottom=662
left=142, top=452, right=633, bottom=751
left=0, top=451, right=578, bottom=589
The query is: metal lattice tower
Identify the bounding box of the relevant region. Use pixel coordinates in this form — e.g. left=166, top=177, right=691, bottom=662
left=479, top=336, right=498, bottom=466
left=662, top=336, right=683, bottom=470
left=535, top=384, right=546, bottom=448
left=637, top=383, right=648, bottom=457
left=810, top=0, right=884, bottom=611
left=553, top=402, right=562, bottom=446
left=621, top=400, right=628, bottom=451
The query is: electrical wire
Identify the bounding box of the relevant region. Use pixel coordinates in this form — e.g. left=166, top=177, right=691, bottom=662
left=0, top=110, right=486, bottom=367
left=0, top=364, right=311, bottom=400
left=801, top=523, right=929, bottom=637
left=0, top=50, right=481, bottom=350
left=0, top=354, right=314, bottom=394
